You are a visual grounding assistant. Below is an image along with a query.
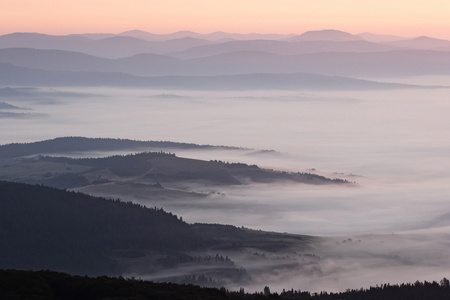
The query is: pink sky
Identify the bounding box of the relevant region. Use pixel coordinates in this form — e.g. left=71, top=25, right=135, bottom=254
left=1, top=0, right=450, bottom=39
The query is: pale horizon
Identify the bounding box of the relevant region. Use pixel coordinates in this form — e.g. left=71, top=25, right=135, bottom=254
left=1, top=0, right=450, bottom=40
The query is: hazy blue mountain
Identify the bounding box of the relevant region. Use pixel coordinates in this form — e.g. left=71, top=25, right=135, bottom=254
left=386, top=36, right=450, bottom=50
left=91, top=36, right=214, bottom=57
left=0, top=32, right=397, bottom=59
left=0, top=32, right=91, bottom=43
left=0, top=48, right=183, bottom=76
left=70, top=33, right=116, bottom=40
left=0, top=48, right=112, bottom=72
left=286, top=29, right=363, bottom=42
left=119, top=29, right=295, bottom=41
left=1, top=62, right=439, bottom=89
left=0, top=32, right=94, bottom=52
left=185, top=50, right=450, bottom=77
left=358, top=32, right=409, bottom=42
left=3, top=47, right=450, bottom=78
left=0, top=33, right=214, bottom=58
left=0, top=62, right=139, bottom=86
left=170, top=39, right=398, bottom=59
left=118, top=29, right=170, bottom=40
left=114, top=52, right=182, bottom=75
left=2, top=31, right=448, bottom=60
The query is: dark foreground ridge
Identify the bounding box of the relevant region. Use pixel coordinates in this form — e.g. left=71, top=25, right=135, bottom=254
left=1, top=269, right=449, bottom=300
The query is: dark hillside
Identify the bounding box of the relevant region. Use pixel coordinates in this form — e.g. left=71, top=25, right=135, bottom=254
left=0, top=181, right=311, bottom=285
left=7, top=152, right=348, bottom=189
left=0, top=181, right=209, bottom=275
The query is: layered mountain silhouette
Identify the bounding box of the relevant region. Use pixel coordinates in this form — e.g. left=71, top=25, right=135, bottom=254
left=3, top=47, right=450, bottom=78
left=1, top=29, right=450, bottom=89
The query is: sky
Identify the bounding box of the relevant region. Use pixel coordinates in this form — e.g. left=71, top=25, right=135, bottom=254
left=1, top=0, right=450, bottom=39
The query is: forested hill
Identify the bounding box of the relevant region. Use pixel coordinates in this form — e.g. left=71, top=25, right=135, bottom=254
left=0, top=181, right=211, bottom=275
left=0, top=136, right=239, bottom=159
left=0, top=151, right=348, bottom=189
left=0, top=181, right=310, bottom=280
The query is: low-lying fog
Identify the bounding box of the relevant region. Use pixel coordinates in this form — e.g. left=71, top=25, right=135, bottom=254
left=2, top=81, right=450, bottom=291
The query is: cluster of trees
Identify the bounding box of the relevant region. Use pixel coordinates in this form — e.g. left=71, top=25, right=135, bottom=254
left=210, top=160, right=259, bottom=169
left=157, top=254, right=235, bottom=267
left=292, top=279, right=450, bottom=300
left=180, top=274, right=226, bottom=288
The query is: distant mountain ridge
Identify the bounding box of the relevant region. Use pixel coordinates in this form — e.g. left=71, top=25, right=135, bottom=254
left=1, top=29, right=449, bottom=59
left=118, top=29, right=296, bottom=41
left=2, top=47, right=450, bottom=78
left=0, top=32, right=214, bottom=58
left=1, top=62, right=443, bottom=90
left=387, top=36, right=450, bottom=50
left=287, top=29, right=363, bottom=42
left=1, top=29, right=450, bottom=83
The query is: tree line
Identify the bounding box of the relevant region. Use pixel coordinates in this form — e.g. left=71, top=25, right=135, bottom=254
left=1, top=269, right=450, bottom=300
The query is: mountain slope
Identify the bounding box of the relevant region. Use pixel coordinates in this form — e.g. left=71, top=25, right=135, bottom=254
left=0, top=181, right=203, bottom=275
left=0, top=181, right=312, bottom=285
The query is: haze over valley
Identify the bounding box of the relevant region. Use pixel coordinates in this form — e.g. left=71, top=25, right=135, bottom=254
left=1, top=27, right=450, bottom=294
